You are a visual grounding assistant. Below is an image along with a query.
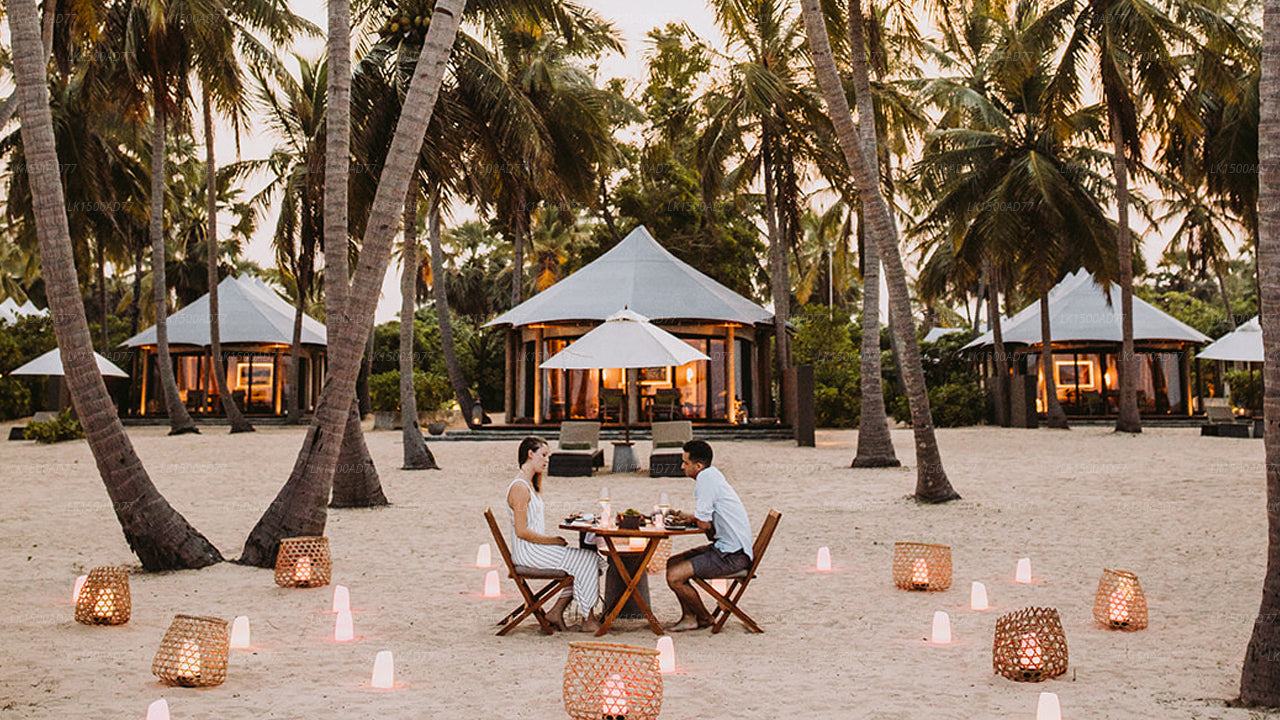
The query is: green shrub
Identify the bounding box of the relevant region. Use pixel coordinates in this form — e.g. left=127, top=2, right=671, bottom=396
left=23, top=409, right=84, bottom=443
left=792, top=305, right=861, bottom=427
left=0, top=377, right=31, bottom=421
left=1225, top=369, right=1263, bottom=414
left=369, top=369, right=453, bottom=413
left=889, top=381, right=989, bottom=428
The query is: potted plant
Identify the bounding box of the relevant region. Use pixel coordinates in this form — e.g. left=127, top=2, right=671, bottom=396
left=617, top=508, right=644, bottom=530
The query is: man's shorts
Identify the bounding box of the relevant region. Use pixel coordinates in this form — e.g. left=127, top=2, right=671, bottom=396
left=687, top=543, right=751, bottom=578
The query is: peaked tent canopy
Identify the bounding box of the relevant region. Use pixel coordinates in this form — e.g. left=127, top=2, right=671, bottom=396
left=964, top=270, right=1211, bottom=349
left=485, top=226, right=773, bottom=327
left=0, top=298, right=47, bottom=323
left=122, top=275, right=326, bottom=348
left=1199, top=316, right=1262, bottom=363
left=10, top=348, right=128, bottom=377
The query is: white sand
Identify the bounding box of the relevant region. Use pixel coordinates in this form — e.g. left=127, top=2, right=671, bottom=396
left=0, top=423, right=1270, bottom=719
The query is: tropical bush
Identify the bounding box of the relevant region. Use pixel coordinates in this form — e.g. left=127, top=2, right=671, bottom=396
left=369, top=369, right=452, bottom=414
left=1225, top=369, right=1263, bottom=414
left=23, top=409, right=84, bottom=443
left=0, top=315, right=56, bottom=419
left=887, top=331, right=989, bottom=427
left=792, top=305, right=861, bottom=427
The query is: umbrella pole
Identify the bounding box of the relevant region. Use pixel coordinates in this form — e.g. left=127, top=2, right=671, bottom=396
left=624, top=384, right=631, bottom=444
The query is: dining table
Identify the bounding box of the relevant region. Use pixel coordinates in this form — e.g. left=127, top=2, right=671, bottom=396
left=559, top=517, right=705, bottom=636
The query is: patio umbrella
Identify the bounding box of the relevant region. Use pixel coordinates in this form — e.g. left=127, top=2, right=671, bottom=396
left=540, top=308, right=709, bottom=442
left=9, top=348, right=129, bottom=378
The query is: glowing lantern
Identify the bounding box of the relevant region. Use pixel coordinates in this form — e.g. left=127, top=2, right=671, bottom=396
left=930, top=611, right=952, bottom=644
left=563, top=641, right=662, bottom=720
left=893, top=543, right=952, bottom=592
left=145, top=699, right=170, bottom=720
left=294, top=556, right=313, bottom=584
left=75, top=566, right=131, bottom=626
left=1093, top=569, right=1147, bottom=631
left=274, top=536, right=332, bottom=588
left=1016, top=558, right=1033, bottom=584
left=710, top=578, right=728, bottom=594
left=483, top=570, right=501, bottom=597
left=992, top=606, right=1068, bottom=682
left=816, top=547, right=832, bottom=572
left=656, top=637, right=675, bottom=674
left=230, top=616, right=251, bottom=649
left=73, top=574, right=87, bottom=604
left=601, top=673, right=629, bottom=718
left=1036, top=692, right=1062, bottom=720
left=476, top=544, right=492, bottom=568
left=971, top=581, right=989, bottom=611
left=153, top=615, right=229, bottom=687
left=335, top=610, right=354, bottom=642
left=371, top=651, right=394, bottom=689
left=1018, top=633, right=1043, bottom=670
left=332, top=585, right=350, bottom=613
left=912, top=559, right=930, bottom=589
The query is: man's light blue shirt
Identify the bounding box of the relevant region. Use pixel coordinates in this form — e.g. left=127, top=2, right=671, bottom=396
left=693, top=466, right=753, bottom=559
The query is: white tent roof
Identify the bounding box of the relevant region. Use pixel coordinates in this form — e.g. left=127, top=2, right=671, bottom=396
left=540, top=309, right=711, bottom=370
left=1199, top=316, right=1263, bottom=362
left=964, top=270, right=1210, bottom=349
left=122, top=275, right=326, bottom=348
left=10, top=348, right=128, bottom=377
left=486, top=226, right=773, bottom=327
left=0, top=298, right=48, bottom=323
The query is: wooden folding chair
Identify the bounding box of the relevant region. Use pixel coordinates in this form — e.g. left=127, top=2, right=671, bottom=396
left=484, top=508, right=574, bottom=636
left=692, top=509, right=781, bottom=634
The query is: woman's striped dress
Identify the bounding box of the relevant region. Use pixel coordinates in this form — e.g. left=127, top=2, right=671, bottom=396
left=507, top=478, right=601, bottom=614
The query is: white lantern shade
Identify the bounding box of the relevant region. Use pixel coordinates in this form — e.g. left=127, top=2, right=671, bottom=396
left=970, top=581, right=989, bottom=611
left=930, top=611, right=951, bottom=644
left=73, top=574, right=87, bottom=604
left=1016, top=558, right=1033, bottom=583
left=145, top=699, right=170, bottom=720
left=656, top=636, right=675, bottom=673
left=371, top=650, right=394, bottom=689
left=332, top=585, right=350, bottom=613
left=230, top=616, right=251, bottom=649
left=816, top=547, right=832, bottom=572
left=1036, top=692, right=1061, bottom=720
left=476, top=544, right=492, bottom=568
left=335, top=610, right=354, bottom=642
left=483, top=570, right=501, bottom=597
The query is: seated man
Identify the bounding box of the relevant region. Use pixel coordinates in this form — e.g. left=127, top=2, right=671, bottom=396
left=664, top=439, right=753, bottom=631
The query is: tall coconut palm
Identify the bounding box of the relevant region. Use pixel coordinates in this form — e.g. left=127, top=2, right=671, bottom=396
left=1236, top=0, right=1280, bottom=704
left=799, top=0, right=960, bottom=502
left=398, top=176, right=439, bottom=469
left=239, top=0, right=465, bottom=566
left=8, top=0, right=222, bottom=571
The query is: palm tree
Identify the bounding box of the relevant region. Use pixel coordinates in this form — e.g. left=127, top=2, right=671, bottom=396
left=398, top=178, right=439, bottom=469
left=239, top=0, right=465, bottom=567
left=799, top=0, right=960, bottom=502
left=1236, top=0, right=1280, bottom=704
left=8, top=0, right=222, bottom=570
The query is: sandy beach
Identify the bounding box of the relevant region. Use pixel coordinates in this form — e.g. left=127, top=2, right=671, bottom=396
left=0, top=423, right=1270, bottom=719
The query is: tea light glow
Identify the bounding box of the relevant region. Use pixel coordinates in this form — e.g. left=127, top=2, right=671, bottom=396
left=930, top=611, right=952, bottom=644
left=601, top=673, right=629, bottom=717
left=371, top=650, right=394, bottom=689
left=332, top=585, right=350, bottom=613
left=483, top=570, right=501, bottom=597
left=1016, top=558, right=1032, bottom=584
left=656, top=636, right=675, bottom=674
left=230, top=616, right=251, bottom=649
left=335, top=610, right=354, bottom=642
left=145, top=699, right=170, bottom=720
left=971, top=581, right=989, bottom=611
left=816, top=546, right=832, bottom=572
left=476, top=544, right=492, bottom=568
left=1036, top=692, right=1061, bottom=720
left=294, top=556, right=313, bottom=584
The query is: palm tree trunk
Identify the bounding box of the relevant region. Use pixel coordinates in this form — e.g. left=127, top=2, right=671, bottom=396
left=399, top=175, right=437, bottom=470
left=329, top=404, right=389, bottom=506
left=1216, top=263, right=1237, bottom=331
left=986, top=260, right=1010, bottom=427
left=204, top=88, right=253, bottom=433
left=1111, top=107, right=1141, bottom=433
left=358, top=333, right=373, bottom=415
left=240, top=0, right=464, bottom=566
left=1039, top=276, right=1068, bottom=429
left=801, top=0, right=956, bottom=501
left=762, top=129, right=790, bottom=418
left=511, top=185, right=527, bottom=307
left=96, top=238, right=109, bottom=354
left=1237, top=0, right=1280, bottom=704
left=429, top=189, right=479, bottom=425
left=131, top=240, right=143, bottom=334
left=286, top=295, right=305, bottom=423
left=9, top=0, right=221, bottom=570
left=150, top=100, right=198, bottom=435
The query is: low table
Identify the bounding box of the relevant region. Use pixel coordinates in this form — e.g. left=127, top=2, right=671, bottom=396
left=610, top=441, right=639, bottom=473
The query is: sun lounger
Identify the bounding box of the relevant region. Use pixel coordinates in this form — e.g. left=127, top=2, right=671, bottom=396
left=548, top=421, right=605, bottom=476
left=648, top=420, right=691, bottom=477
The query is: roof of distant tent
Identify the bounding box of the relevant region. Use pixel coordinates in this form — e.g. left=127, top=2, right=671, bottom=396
left=1199, top=316, right=1263, bottom=362
left=9, top=348, right=128, bottom=378
left=122, top=275, right=326, bottom=348
left=964, top=270, right=1210, bottom=349
left=485, top=226, right=774, bottom=327
left=0, top=298, right=48, bottom=323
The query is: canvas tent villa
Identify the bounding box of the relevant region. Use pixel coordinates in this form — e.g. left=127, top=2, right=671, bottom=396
left=121, top=275, right=326, bottom=417
left=965, top=270, right=1211, bottom=416
left=485, top=226, right=776, bottom=425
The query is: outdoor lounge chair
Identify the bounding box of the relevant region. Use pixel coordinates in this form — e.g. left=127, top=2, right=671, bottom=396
left=484, top=508, right=573, bottom=636
left=648, top=420, right=692, bottom=477
left=547, top=421, right=605, bottom=476
left=692, top=509, right=781, bottom=634
left=599, top=388, right=624, bottom=424
left=1202, top=401, right=1250, bottom=438
left=648, top=388, right=682, bottom=421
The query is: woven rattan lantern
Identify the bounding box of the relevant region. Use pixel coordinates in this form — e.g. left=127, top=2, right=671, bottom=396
left=992, top=607, right=1068, bottom=682
left=75, top=566, right=130, bottom=625
left=893, top=543, right=952, bottom=591
left=152, top=614, right=229, bottom=687
left=274, top=536, right=331, bottom=588
left=564, top=642, right=662, bottom=720
left=646, top=539, right=672, bottom=575
left=1093, top=569, right=1148, bottom=631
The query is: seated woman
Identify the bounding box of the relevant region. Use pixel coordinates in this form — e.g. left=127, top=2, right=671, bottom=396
left=506, top=436, right=602, bottom=632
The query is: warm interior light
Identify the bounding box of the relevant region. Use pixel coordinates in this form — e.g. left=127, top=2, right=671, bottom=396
left=1016, top=558, right=1032, bottom=584
left=145, top=699, right=170, bottom=720
left=371, top=650, right=394, bottom=689
left=685, top=367, right=695, bottom=383
left=930, top=611, right=952, bottom=644
left=230, top=616, right=251, bottom=649
left=73, top=575, right=87, bottom=604
left=1036, top=692, right=1062, bottom=720
left=710, top=579, right=728, bottom=594
left=970, top=581, right=989, bottom=611
left=816, top=547, right=832, bottom=572
left=1018, top=633, right=1044, bottom=670
left=294, top=556, right=313, bottom=584
left=483, top=570, right=501, bottom=597
left=601, top=673, right=629, bottom=716
left=335, top=610, right=354, bottom=642
left=174, top=640, right=201, bottom=683
left=92, top=588, right=117, bottom=620
left=656, top=637, right=675, bottom=674
left=476, top=544, right=492, bottom=568
left=332, top=585, right=350, bottom=614
left=912, top=558, right=930, bottom=588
